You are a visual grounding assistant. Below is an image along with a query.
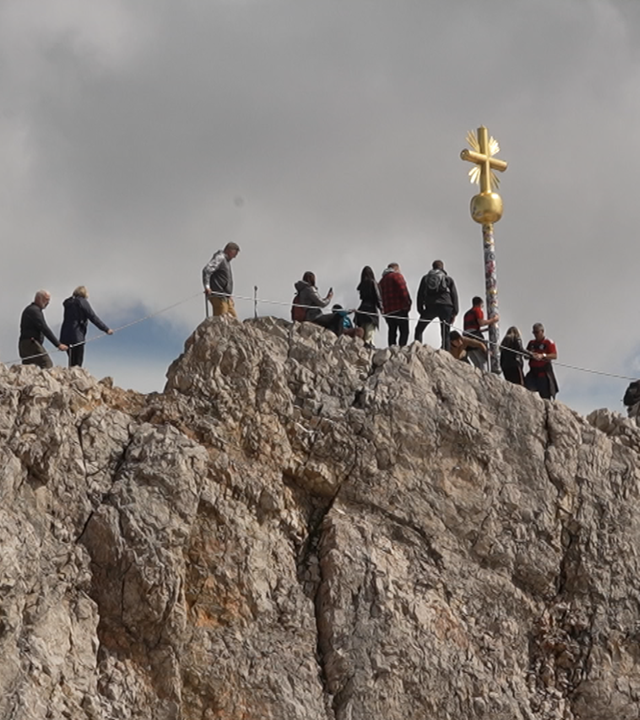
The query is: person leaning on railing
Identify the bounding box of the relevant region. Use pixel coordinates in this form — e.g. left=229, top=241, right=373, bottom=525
left=18, top=290, right=68, bottom=369
left=60, top=286, right=113, bottom=368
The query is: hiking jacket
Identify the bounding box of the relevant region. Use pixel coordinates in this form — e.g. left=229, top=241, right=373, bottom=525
left=19, top=303, right=60, bottom=346
left=294, top=280, right=331, bottom=321
left=417, top=271, right=458, bottom=315
left=60, top=296, right=110, bottom=345
left=500, top=335, right=524, bottom=371
left=379, top=269, right=411, bottom=314
left=202, top=250, right=233, bottom=296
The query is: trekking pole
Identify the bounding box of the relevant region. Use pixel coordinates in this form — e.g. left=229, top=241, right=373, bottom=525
left=254, top=285, right=258, bottom=318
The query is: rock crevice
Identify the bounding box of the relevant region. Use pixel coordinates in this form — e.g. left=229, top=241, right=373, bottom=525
left=1, top=317, right=640, bottom=719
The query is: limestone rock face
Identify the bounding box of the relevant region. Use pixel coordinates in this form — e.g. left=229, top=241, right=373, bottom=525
left=1, top=316, right=640, bottom=719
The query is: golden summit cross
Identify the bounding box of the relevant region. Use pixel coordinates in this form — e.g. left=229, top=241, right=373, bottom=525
left=460, top=126, right=508, bottom=195
left=459, top=124, right=508, bottom=375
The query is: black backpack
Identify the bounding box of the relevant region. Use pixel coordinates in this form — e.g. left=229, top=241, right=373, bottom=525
left=425, top=268, right=448, bottom=295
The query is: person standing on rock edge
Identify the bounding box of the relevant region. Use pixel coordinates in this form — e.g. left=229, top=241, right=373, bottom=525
left=524, top=323, right=559, bottom=399
left=379, top=263, right=412, bottom=347
left=202, top=242, right=240, bottom=317
left=18, top=290, right=68, bottom=368
left=500, top=326, right=525, bottom=385
left=414, top=260, right=459, bottom=352
left=60, top=286, right=113, bottom=368
left=354, top=265, right=382, bottom=348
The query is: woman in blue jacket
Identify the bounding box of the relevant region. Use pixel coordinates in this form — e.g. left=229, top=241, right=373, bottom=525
left=60, top=286, right=113, bottom=367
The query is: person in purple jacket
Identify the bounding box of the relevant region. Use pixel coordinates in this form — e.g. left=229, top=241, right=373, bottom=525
left=60, top=286, right=113, bottom=367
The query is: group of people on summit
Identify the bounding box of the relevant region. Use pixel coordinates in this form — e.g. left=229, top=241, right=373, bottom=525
left=17, top=243, right=558, bottom=402
left=200, top=244, right=559, bottom=401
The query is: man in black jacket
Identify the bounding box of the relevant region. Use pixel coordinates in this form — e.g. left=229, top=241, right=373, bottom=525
left=414, top=260, right=459, bottom=351
left=19, top=290, right=68, bottom=368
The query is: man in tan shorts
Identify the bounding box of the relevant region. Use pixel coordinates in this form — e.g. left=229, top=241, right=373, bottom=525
left=202, top=242, right=240, bottom=317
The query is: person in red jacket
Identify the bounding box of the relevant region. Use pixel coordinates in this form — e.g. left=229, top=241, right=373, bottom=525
left=462, top=296, right=499, bottom=369
left=379, top=263, right=412, bottom=347
left=525, top=323, right=559, bottom=399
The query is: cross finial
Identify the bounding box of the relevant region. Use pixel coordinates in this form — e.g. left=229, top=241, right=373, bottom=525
left=460, top=126, right=508, bottom=194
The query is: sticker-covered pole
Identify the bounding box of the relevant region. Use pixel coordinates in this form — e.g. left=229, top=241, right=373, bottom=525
left=460, top=126, right=508, bottom=373
left=482, top=223, right=499, bottom=372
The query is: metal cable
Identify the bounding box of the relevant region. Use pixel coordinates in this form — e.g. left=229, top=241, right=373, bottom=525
left=4, top=287, right=637, bottom=384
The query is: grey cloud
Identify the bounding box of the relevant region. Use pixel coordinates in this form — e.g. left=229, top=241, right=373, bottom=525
left=1, top=0, right=639, bottom=414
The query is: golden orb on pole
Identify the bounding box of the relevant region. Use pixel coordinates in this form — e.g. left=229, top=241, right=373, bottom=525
left=459, top=125, right=508, bottom=376
left=470, top=191, right=503, bottom=224
left=460, top=127, right=507, bottom=224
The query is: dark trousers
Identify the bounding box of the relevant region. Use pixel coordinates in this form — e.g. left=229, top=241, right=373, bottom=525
left=503, top=365, right=524, bottom=386
left=67, top=344, right=85, bottom=368
left=19, top=339, right=52, bottom=369
left=311, top=313, right=344, bottom=336
left=385, top=310, right=409, bottom=347
left=501, top=362, right=524, bottom=385
left=414, top=305, right=455, bottom=350
left=525, top=370, right=556, bottom=399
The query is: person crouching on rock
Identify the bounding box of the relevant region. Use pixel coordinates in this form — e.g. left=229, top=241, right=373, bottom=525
left=293, top=272, right=343, bottom=336
left=332, top=305, right=364, bottom=339
left=448, top=330, right=487, bottom=364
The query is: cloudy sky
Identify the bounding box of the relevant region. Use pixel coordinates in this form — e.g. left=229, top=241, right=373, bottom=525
left=1, top=0, right=639, bottom=415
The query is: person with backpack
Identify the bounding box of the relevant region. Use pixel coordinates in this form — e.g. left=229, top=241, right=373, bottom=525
left=60, top=286, right=113, bottom=367
left=463, top=295, right=499, bottom=369
left=499, top=326, right=525, bottom=385
left=291, top=272, right=342, bottom=336
left=332, top=305, right=364, bottom=339
left=414, top=260, right=459, bottom=351
left=379, top=263, right=412, bottom=347
left=354, top=265, right=382, bottom=348
left=524, top=323, right=559, bottom=399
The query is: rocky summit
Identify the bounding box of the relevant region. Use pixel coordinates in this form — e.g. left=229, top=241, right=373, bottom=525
left=1, top=316, right=640, bottom=720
